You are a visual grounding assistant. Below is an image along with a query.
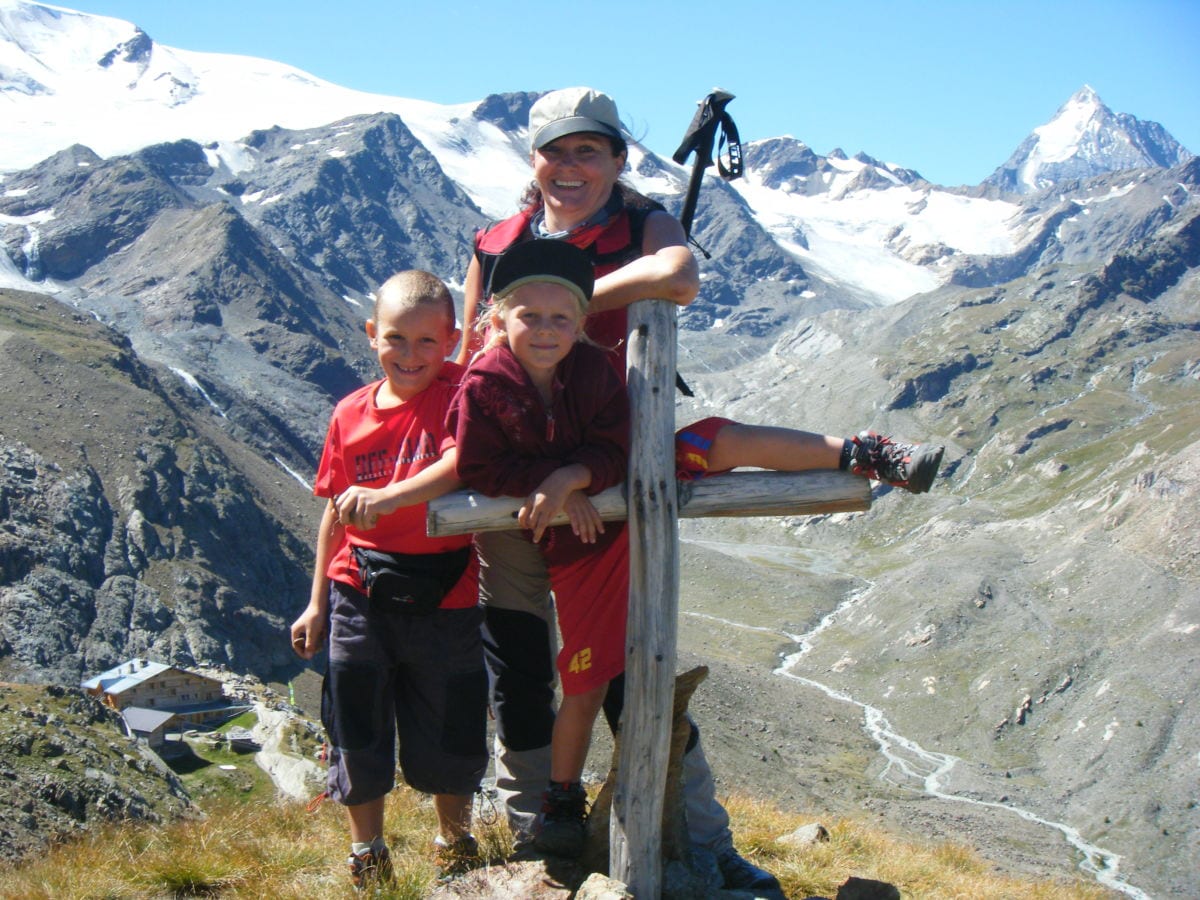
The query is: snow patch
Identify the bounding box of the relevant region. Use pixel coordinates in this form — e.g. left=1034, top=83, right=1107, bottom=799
left=735, top=170, right=1020, bottom=305
left=170, top=367, right=226, bottom=417
left=274, top=456, right=313, bottom=492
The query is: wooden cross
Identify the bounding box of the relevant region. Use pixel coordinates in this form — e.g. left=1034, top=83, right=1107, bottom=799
left=428, top=299, right=870, bottom=896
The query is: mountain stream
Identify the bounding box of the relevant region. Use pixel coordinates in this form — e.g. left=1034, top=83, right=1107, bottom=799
left=682, top=538, right=1151, bottom=899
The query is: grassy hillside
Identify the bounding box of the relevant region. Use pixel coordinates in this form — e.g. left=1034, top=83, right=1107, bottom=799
left=0, top=782, right=1114, bottom=900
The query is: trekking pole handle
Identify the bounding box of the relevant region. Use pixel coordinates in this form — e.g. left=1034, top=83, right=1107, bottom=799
left=673, top=89, right=738, bottom=238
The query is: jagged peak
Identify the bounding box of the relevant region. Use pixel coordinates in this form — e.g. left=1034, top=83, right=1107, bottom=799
left=471, top=91, right=540, bottom=132
left=1042, top=84, right=1108, bottom=133
left=97, top=26, right=154, bottom=69
left=984, top=85, right=1193, bottom=194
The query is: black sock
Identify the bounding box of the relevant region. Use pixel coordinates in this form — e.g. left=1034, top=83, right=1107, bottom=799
left=838, top=438, right=855, bottom=470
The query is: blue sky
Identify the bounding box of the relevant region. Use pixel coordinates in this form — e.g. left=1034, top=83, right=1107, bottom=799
left=61, top=0, right=1198, bottom=186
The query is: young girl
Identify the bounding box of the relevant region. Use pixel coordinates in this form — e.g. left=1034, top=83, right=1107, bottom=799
left=450, top=239, right=628, bottom=858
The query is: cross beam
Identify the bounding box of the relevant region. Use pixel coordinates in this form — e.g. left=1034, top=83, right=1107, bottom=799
left=426, top=469, right=870, bottom=536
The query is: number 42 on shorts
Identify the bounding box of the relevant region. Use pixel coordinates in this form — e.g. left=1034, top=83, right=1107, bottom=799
left=568, top=648, right=592, bottom=674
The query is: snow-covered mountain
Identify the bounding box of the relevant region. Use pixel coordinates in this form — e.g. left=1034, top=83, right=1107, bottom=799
left=0, top=0, right=667, bottom=219
left=2, top=1, right=1194, bottom=316
left=733, top=138, right=1024, bottom=304
left=984, top=85, right=1193, bottom=194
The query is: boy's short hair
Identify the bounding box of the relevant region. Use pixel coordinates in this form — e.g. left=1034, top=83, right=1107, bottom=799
left=373, top=270, right=455, bottom=326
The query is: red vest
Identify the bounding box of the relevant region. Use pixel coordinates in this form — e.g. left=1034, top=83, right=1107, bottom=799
left=474, top=191, right=662, bottom=357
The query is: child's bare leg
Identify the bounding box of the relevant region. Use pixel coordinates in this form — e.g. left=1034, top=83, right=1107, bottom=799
left=434, top=794, right=473, bottom=842
left=708, top=422, right=945, bottom=493
left=536, top=683, right=605, bottom=857
left=347, top=796, right=386, bottom=844
left=432, top=793, right=481, bottom=874
left=550, top=683, right=607, bottom=782
left=706, top=423, right=843, bottom=473
left=346, top=797, right=394, bottom=887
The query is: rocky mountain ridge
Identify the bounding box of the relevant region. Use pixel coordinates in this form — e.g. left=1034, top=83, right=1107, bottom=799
left=0, top=680, right=193, bottom=863
left=0, top=289, right=314, bottom=682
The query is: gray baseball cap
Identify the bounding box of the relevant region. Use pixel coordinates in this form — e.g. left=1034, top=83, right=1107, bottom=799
left=529, top=87, right=624, bottom=151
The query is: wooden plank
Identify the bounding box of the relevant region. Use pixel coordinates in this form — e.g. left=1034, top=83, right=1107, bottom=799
left=425, top=469, right=871, bottom=536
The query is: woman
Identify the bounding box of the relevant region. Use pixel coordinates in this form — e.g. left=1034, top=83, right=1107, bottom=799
left=459, top=86, right=788, bottom=896
left=457, top=87, right=698, bottom=366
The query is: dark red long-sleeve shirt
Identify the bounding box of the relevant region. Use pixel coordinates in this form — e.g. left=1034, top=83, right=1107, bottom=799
left=449, top=342, right=629, bottom=500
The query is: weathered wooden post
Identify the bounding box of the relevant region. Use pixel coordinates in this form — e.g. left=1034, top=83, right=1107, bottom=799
left=610, top=298, right=679, bottom=896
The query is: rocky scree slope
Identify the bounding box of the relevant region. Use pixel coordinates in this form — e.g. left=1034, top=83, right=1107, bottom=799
left=0, top=681, right=193, bottom=864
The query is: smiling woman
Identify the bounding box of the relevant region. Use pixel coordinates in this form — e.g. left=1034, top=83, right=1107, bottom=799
left=457, top=87, right=698, bottom=365
left=531, top=134, right=626, bottom=232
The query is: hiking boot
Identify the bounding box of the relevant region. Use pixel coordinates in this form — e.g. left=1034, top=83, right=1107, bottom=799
left=851, top=431, right=944, bottom=494
left=534, top=781, right=588, bottom=858
left=717, top=847, right=787, bottom=900
left=347, top=845, right=393, bottom=891
left=434, top=833, right=482, bottom=878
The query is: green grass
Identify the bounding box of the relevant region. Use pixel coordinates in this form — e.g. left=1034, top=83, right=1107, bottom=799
left=218, top=710, right=260, bottom=731
left=278, top=718, right=323, bottom=761
left=168, top=734, right=276, bottom=804
left=0, top=291, right=138, bottom=381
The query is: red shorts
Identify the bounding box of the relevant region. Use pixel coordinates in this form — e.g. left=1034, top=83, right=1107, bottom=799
left=546, top=524, right=629, bottom=696
left=674, top=416, right=734, bottom=481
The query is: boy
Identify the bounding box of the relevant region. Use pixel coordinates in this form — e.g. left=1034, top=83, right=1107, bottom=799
left=290, top=270, right=486, bottom=890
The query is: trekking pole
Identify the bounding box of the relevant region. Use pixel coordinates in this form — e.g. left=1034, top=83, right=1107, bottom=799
left=672, top=88, right=744, bottom=244
left=668, top=90, right=744, bottom=396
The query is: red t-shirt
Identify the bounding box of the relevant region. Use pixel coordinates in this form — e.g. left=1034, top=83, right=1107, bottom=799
left=314, top=361, right=476, bottom=607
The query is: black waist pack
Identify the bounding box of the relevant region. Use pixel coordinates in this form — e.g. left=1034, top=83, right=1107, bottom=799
left=352, top=545, right=471, bottom=615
